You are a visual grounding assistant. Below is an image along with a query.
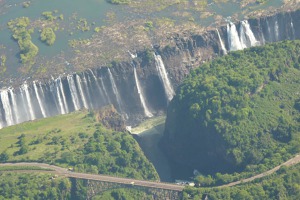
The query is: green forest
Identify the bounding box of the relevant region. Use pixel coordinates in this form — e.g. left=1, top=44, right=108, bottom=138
left=164, top=40, right=300, bottom=176
left=184, top=163, right=300, bottom=200
left=0, top=110, right=159, bottom=199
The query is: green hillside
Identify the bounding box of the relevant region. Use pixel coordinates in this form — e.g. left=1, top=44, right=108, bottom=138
left=163, top=40, right=300, bottom=175
left=0, top=110, right=159, bottom=181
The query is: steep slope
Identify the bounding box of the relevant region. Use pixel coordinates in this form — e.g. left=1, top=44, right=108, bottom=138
left=163, top=40, right=300, bottom=174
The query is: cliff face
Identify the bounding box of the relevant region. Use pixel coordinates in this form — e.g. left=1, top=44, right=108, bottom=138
left=0, top=9, right=299, bottom=129
left=162, top=10, right=300, bottom=172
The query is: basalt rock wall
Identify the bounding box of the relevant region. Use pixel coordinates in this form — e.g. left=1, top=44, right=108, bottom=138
left=0, top=9, right=299, bottom=128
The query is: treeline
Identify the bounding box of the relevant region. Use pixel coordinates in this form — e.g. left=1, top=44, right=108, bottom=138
left=184, top=164, right=300, bottom=200
left=164, top=40, right=300, bottom=175
left=57, top=128, right=159, bottom=181
left=0, top=173, right=71, bottom=199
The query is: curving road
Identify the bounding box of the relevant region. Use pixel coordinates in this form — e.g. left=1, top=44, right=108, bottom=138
left=216, top=154, right=300, bottom=188
left=0, top=162, right=184, bottom=191
left=1, top=154, right=300, bottom=191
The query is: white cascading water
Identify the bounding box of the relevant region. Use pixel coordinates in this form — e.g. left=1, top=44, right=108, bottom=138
left=133, top=66, right=153, bottom=117
left=100, top=77, right=111, bottom=104
left=22, top=82, right=36, bottom=120
left=8, top=88, right=19, bottom=124
left=76, top=74, right=89, bottom=109
left=58, top=77, right=69, bottom=113
left=274, top=19, right=279, bottom=41
left=244, top=20, right=259, bottom=46
left=33, top=81, right=47, bottom=118
left=216, top=29, right=227, bottom=55
left=128, top=51, right=137, bottom=59
left=291, top=21, right=295, bottom=40
left=153, top=53, right=175, bottom=102
left=239, top=22, right=248, bottom=49
left=55, top=79, right=66, bottom=114
left=266, top=19, right=272, bottom=42
left=67, top=74, right=81, bottom=111
left=240, top=20, right=259, bottom=47
left=0, top=89, right=14, bottom=126
left=88, top=69, right=106, bottom=101
left=19, top=87, right=30, bottom=121
left=108, top=68, right=123, bottom=113
left=82, top=73, right=93, bottom=109
left=49, top=79, right=60, bottom=114
left=227, top=22, right=243, bottom=51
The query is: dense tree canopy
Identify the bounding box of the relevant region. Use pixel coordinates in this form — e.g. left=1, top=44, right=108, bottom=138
left=40, top=27, right=56, bottom=45
left=163, top=40, right=300, bottom=174
left=184, top=163, right=300, bottom=200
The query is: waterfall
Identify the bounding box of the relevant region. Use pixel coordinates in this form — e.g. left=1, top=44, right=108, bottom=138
left=266, top=19, right=272, bottom=42
left=88, top=69, right=107, bottom=104
left=67, top=74, right=81, bottom=110
left=82, top=73, right=93, bottom=109
left=100, top=77, right=111, bottom=104
left=76, top=74, right=89, bottom=109
left=8, top=88, right=19, bottom=124
left=0, top=89, right=14, bottom=126
left=33, top=81, right=47, bottom=118
left=19, top=87, right=30, bottom=120
left=244, top=20, right=259, bottom=46
left=227, top=22, right=243, bottom=51
left=128, top=51, right=137, bottom=59
left=153, top=53, right=175, bottom=102
left=240, top=20, right=259, bottom=47
left=216, top=29, right=227, bottom=55
left=22, top=82, right=36, bottom=120
left=274, top=19, right=279, bottom=41
left=290, top=20, right=295, bottom=40
left=55, top=78, right=66, bottom=114
left=107, top=68, right=123, bottom=113
left=133, top=66, right=153, bottom=117
left=49, top=79, right=60, bottom=115
left=58, top=77, right=69, bottom=113
left=239, top=22, right=248, bottom=49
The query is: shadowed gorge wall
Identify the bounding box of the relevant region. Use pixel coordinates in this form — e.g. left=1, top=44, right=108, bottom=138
left=0, top=9, right=300, bottom=128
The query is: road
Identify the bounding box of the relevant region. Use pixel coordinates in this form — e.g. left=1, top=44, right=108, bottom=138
left=0, top=162, right=184, bottom=191
left=217, top=154, right=300, bottom=188
left=1, top=154, right=300, bottom=191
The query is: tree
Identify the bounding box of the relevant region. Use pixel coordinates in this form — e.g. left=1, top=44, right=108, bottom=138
left=0, top=151, right=9, bottom=162
left=40, top=27, right=56, bottom=45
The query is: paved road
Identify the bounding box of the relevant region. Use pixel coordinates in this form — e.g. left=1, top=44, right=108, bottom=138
left=2, top=154, right=300, bottom=190
left=217, top=154, right=300, bottom=188
left=0, top=162, right=184, bottom=191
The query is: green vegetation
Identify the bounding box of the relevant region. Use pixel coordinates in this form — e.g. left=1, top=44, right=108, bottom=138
left=77, top=18, right=90, bottom=32
left=40, top=27, right=56, bottom=45
left=0, top=172, right=71, bottom=199
left=7, top=17, right=39, bottom=64
left=0, top=55, right=6, bottom=73
left=42, top=11, right=57, bottom=21
left=0, top=166, right=53, bottom=171
left=184, top=163, right=300, bottom=200
left=164, top=40, right=300, bottom=176
left=93, top=188, right=152, bottom=200
left=106, top=0, right=131, bottom=5
left=0, top=110, right=158, bottom=180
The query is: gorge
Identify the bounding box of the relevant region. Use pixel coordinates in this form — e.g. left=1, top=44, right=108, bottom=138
left=0, top=9, right=299, bottom=130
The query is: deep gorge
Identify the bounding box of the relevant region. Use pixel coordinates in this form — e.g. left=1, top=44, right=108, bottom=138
left=0, top=9, right=299, bottom=128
